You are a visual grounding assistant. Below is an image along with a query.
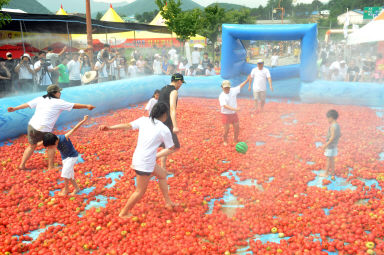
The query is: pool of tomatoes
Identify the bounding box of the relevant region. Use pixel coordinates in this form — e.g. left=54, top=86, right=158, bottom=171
left=0, top=98, right=384, bottom=255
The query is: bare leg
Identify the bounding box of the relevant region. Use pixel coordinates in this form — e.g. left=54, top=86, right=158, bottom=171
left=70, top=179, right=80, bottom=195
left=47, top=146, right=56, bottom=170
left=60, top=179, right=70, bottom=196
left=260, top=99, right=265, bottom=111
left=153, top=165, right=175, bottom=209
left=119, top=174, right=150, bottom=218
left=223, top=124, right=230, bottom=146
left=254, top=100, right=259, bottom=112
left=233, top=122, right=240, bottom=144
left=322, top=157, right=331, bottom=178
left=330, top=157, right=335, bottom=179
left=19, top=144, right=37, bottom=170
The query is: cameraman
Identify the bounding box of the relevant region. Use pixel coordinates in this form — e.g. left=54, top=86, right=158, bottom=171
left=94, top=50, right=116, bottom=83
left=15, top=53, right=35, bottom=93
left=34, top=51, right=54, bottom=91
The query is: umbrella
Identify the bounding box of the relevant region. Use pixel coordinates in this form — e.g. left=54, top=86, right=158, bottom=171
left=194, top=43, right=204, bottom=49
left=0, top=44, right=36, bottom=59
left=43, top=42, right=79, bottom=53
left=15, top=43, right=40, bottom=53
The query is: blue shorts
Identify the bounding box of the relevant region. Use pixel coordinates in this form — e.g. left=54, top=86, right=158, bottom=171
left=324, top=148, right=338, bottom=157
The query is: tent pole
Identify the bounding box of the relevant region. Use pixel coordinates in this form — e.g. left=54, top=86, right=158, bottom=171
left=134, top=30, right=136, bottom=48
left=85, top=0, right=94, bottom=66
left=66, top=22, right=72, bottom=57
left=19, top=21, right=26, bottom=53
left=106, top=29, right=108, bottom=44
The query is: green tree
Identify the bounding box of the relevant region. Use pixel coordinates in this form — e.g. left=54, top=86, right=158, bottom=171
left=155, top=0, right=201, bottom=43
left=198, top=4, right=226, bottom=60
left=0, top=0, right=11, bottom=28
left=225, top=8, right=253, bottom=24
left=135, top=10, right=157, bottom=23
left=95, top=12, right=103, bottom=20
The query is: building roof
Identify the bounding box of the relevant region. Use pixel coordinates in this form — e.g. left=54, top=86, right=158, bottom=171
left=0, top=8, right=26, bottom=13
left=101, top=4, right=124, bottom=23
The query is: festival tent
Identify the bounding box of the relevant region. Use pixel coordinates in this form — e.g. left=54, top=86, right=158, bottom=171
left=72, top=6, right=206, bottom=49
left=56, top=4, right=68, bottom=16
left=43, top=42, right=79, bottom=53
left=0, top=43, right=39, bottom=58
left=347, top=11, right=384, bottom=45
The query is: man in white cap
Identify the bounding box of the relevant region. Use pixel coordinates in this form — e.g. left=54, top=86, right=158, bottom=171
left=219, top=77, right=250, bottom=146
left=248, top=59, right=273, bottom=112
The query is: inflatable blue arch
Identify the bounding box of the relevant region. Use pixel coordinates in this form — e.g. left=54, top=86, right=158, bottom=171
left=221, top=23, right=318, bottom=82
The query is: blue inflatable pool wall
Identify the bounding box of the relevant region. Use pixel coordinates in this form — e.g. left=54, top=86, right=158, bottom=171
left=1, top=23, right=383, bottom=142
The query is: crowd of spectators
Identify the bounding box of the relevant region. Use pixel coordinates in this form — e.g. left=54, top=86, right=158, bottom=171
left=0, top=44, right=220, bottom=98
left=318, top=41, right=384, bottom=83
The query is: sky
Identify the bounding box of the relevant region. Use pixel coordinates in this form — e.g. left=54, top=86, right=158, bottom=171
left=94, top=0, right=330, bottom=8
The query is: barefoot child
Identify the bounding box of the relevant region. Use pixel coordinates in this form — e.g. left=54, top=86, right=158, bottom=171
left=144, top=89, right=160, bottom=116
left=42, top=115, right=89, bottom=195
left=99, top=102, right=176, bottom=218
left=323, top=110, right=341, bottom=179
left=219, top=77, right=250, bottom=146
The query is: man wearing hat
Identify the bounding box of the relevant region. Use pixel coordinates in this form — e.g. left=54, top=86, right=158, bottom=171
left=248, top=59, right=273, bottom=112
left=15, top=53, right=35, bottom=92
left=219, top=78, right=250, bottom=146
left=157, top=73, right=185, bottom=173
left=7, top=84, right=95, bottom=170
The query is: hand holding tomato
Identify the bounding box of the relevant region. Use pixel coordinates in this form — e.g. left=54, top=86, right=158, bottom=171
left=99, top=125, right=109, bottom=131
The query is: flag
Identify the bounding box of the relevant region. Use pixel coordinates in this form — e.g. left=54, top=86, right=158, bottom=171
left=343, top=9, right=350, bottom=38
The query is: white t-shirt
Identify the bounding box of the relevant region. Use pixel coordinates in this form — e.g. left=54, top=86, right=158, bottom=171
left=95, top=61, right=108, bottom=78
left=130, top=117, right=174, bottom=172
left=191, top=51, right=200, bottom=65
left=145, top=98, right=158, bottom=113
left=34, top=61, right=53, bottom=86
left=153, top=59, right=162, bottom=75
left=19, top=64, right=34, bottom=79
left=67, top=60, right=81, bottom=81
left=46, top=52, right=59, bottom=67
left=329, top=61, right=340, bottom=71
left=27, top=97, right=74, bottom=132
left=271, top=55, right=279, bottom=66
left=205, top=69, right=216, bottom=76
left=250, top=67, right=271, bottom=92
left=128, top=65, right=138, bottom=77
left=219, top=85, right=241, bottom=115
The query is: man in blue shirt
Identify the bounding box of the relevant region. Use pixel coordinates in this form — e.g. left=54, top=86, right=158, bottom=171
left=42, top=115, right=88, bottom=196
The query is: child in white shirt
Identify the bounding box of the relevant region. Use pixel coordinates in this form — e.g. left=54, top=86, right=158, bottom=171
left=144, top=90, right=160, bottom=116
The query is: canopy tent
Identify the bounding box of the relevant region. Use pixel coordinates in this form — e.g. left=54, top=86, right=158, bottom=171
left=0, top=43, right=39, bottom=58
left=56, top=5, right=68, bottom=16
left=42, top=42, right=79, bottom=53
left=101, top=4, right=124, bottom=23
left=72, top=9, right=206, bottom=49
left=347, top=11, right=384, bottom=45
left=0, top=11, right=169, bottom=34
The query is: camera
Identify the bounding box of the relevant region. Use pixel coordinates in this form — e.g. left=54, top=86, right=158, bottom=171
left=41, top=59, right=51, bottom=68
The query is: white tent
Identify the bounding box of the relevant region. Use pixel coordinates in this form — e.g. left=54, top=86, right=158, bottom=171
left=347, top=11, right=384, bottom=45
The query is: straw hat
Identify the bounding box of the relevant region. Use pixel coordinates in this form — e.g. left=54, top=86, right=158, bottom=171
left=82, top=71, right=97, bottom=84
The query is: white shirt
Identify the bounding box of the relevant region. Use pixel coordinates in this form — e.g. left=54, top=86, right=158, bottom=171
left=250, top=67, right=271, bottom=92
left=191, top=51, right=200, bottom=65
left=205, top=69, right=216, bottom=76
left=145, top=98, right=158, bottom=113
left=128, top=65, right=138, bottom=77
left=18, top=64, right=34, bottom=79
left=27, top=97, right=74, bottom=132
left=168, top=48, right=177, bottom=58
left=219, top=85, right=241, bottom=115
left=67, top=60, right=81, bottom=81
left=131, top=117, right=174, bottom=172
left=95, top=61, right=108, bottom=78
left=153, top=59, right=162, bottom=75
left=329, top=61, right=340, bottom=71
left=46, top=52, right=59, bottom=66
left=34, top=61, right=53, bottom=86
left=271, top=55, right=279, bottom=66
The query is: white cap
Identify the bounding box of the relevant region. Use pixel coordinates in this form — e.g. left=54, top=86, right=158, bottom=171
left=340, top=60, right=346, bottom=64
left=257, top=59, right=264, bottom=64
left=21, top=53, right=31, bottom=59
left=6, top=52, right=12, bottom=57
left=79, top=50, right=85, bottom=54
left=222, top=80, right=231, bottom=88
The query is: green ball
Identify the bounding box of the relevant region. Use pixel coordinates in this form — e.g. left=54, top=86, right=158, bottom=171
left=236, top=142, right=248, bottom=154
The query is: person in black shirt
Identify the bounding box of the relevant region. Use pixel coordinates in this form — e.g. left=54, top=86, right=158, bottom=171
left=157, top=73, right=185, bottom=173
left=4, top=52, right=18, bottom=94
left=0, top=61, right=11, bottom=97
left=346, top=60, right=360, bottom=82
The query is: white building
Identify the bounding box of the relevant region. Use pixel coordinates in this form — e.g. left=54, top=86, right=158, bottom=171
left=337, top=10, right=367, bottom=25
left=320, top=10, right=330, bottom=16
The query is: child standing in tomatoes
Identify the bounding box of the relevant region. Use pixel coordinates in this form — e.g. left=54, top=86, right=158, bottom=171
left=322, top=110, right=341, bottom=179
left=144, top=89, right=160, bottom=116
left=99, top=102, right=176, bottom=218
left=42, top=115, right=89, bottom=196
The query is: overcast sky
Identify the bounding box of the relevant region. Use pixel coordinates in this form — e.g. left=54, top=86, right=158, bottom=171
left=95, top=0, right=329, bottom=8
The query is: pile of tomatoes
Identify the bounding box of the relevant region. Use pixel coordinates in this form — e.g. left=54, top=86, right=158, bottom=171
left=0, top=98, right=383, bottom=254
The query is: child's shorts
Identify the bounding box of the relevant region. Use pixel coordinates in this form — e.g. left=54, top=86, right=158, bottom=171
left=61, top=157, right=78, bottom=179
left=221, top=113, right=239, bottom=124
left=253, top=91, right=266, bottom=101
left=324, top=147, right=338, bottom=157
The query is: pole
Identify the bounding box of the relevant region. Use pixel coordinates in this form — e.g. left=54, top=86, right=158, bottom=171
left=85, top=0, right=94, bottom=65
left=66, top=22, right=72, bottom=57
left=19, top=21, right=26, bottom=53
left=134, top=30, right=136, bottom=48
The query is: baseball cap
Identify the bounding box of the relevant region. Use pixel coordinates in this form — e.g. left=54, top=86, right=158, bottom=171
left=222, top=80, right=231, bottom=88
left=47, top=84, right=62, bottom=93
left=6, top=52, right=12, bottom=57
left=257, top=59, right=264, bottom=64
left=21, top=53, right=31, bottom=59
left=171, top=73, right=185, bottom=83
left=79, top=49, right=85, bottom=54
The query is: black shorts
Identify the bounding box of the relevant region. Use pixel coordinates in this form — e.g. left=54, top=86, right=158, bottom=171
left=135, top=170, right=152, bottom=176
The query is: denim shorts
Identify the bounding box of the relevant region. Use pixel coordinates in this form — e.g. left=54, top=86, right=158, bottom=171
left=324, top=147, right=338, bottom=157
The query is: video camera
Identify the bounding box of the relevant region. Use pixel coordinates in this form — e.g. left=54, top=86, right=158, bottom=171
left=40, top=59, right=51, bottom=68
